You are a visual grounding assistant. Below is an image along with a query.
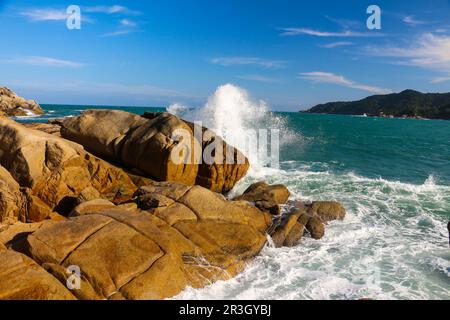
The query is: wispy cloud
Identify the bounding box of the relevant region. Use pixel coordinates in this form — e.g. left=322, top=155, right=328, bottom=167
left=102, top=19, right=140, bottom=37
left=402, top=15, right=430, bottom=26
left=299, top=72, right=392, bottom=94
left=20, top=8, right=68, bottom=21
left=325, top=16, right=363, bottom=29
left=120, top=19, right=137, bottom=27
left=0, top=56, right=84, bottom=68
left=279, top=28, right=380, bottom=37
left=237, top=75, right=278, bottom=83
left=431, top=76, right=450, bottom=84
left=211, top=57, right=286, bottom=69
left=366, top=33, right=450, bottom=83
left=83, top=5, right=141, bottom=15
left=319, top=41, right=353, bottom=48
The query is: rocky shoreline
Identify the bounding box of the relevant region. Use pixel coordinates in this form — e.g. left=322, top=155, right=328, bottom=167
left=0, top=90, right=346, bottom=300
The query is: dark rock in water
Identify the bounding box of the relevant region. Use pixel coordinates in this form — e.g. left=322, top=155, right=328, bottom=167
left=448, top=221, right=450, bottom=246
left=59, top=110, right=249, bottom=194
left=0, top=87, right=44, bottom=117
left=234, top=181, right=290, bottom=214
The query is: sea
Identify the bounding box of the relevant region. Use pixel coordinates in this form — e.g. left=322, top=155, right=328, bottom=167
left=14, top=84, right=450, bottom=300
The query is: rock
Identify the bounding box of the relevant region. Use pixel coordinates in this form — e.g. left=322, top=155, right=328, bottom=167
left=0, top=249, right=75, bottom=300
left=270, top=210, right=303, bottom=247
left=59, top=110, right=249, bottom=193
left=0, top=117, right=137, bottom=222
left=0, top=222, right=43, bottom=255
left=0, top=166, right=26, bottom=224
left=69, top=199, right=116, bottom=217
left=309, top=201, right=346, bottom=222
left=23, top=181, right=271, bottom=299
left=235, top=182, right=290, bottom=214
left=75, top=186, right=101, bottom=204
left=283, top=222, right=305, bottom=247
left=22, top=123, right=61, bottom=137
left=306, top=217, right=325, bottom=240
left=0, top=87, right=44, bottom=117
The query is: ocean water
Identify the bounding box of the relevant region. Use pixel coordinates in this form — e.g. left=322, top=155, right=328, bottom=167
left=15, top=85, right=450, bottom=300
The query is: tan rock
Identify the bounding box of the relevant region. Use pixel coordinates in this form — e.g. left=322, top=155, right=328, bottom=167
left=306, top=216, right=325, bottom=240
left=309, top=201, right=346, bottom=222
left=69, top=199, right=116, bottom=217
left=0, top=87, right=44, bottom=117
left=0, top=249, right=75, bottom=300
left=23, top=181, right=271, bottom=300
left=235, top=181, right=290, bottom=214
left=60, top=110, right=249, bottom=193
left=0, top=117, right=137, bottom=222
left=22, top=123, right=61, bottom=136
left=0, top=166, right=26, bottom=224
left=270, top=210, right=303, bottom=247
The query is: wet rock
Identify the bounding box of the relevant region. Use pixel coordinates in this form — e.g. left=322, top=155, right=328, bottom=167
left=234, top=182, right=290, bottom=215
left=309, top=201, right=346, bottom=222
left=305, top=216, right=325, bottom=240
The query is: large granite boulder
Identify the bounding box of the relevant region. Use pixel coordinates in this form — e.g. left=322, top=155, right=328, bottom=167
left=24, top=181, right=272, bottom=299
left=0, top=248, right=76, bottom=300
left=0, top=117, right=137, bottom=222
left=0, top=87, right=43, bottom=117
left=59, top=110, right=249, bottom=193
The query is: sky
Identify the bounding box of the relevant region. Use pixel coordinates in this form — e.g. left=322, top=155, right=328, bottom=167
left=0, top=0, right=450, bottom=111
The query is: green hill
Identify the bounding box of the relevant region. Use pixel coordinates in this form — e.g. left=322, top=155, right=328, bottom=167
left=306, top=90, right=450, bottom=120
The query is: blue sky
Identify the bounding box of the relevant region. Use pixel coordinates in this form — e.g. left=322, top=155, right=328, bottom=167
left=1, top=0, right=450, bottom=111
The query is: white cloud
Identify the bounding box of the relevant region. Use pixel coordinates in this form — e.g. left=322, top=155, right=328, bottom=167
left=83, top=5, right=141, bottom=15
left=211, top=57, right=286, bottom=69
left=431, top=76, right=450, bottom=83
left=20, top=8, right=68, bottom=21
left=102, top=30, right=133, bottom=37
left=102, top=19, right=139, bottom=37
left=319, top=41, right=353, bottom=48
left=120, top=19, right=137, bottom=27
left=1, top=56, right=84, bottom=68
left=367, top=33, right=450, bottom=82
left=299, top=72, right=392, bottom=94
left=237, top=75, right=277, bottom=83
left=279, top=28, right=381, bottom=37
left=402, top=15, right=430, bottom=26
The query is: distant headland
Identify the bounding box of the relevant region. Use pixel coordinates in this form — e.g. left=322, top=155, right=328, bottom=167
left=304, top=90, right=450, bottom=120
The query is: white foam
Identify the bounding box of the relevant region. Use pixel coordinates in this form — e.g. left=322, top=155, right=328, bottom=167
left=174, top=166, right=450, bottom=300
left=167, top=84, right=301, bottom=173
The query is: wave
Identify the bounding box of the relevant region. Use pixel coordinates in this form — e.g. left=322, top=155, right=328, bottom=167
left=166, top=84, right=301, bottom=172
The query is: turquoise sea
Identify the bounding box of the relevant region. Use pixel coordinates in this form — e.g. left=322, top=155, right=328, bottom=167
left=15, top=100, right=450, bottom=300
